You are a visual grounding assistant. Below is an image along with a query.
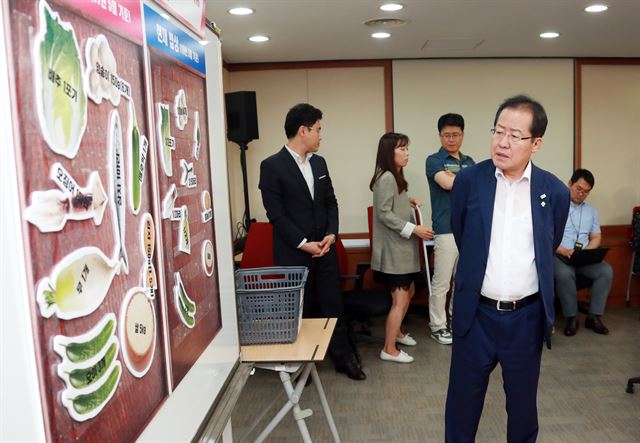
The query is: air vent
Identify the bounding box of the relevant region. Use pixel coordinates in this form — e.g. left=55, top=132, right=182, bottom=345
left=364, top=18, right=409, bottom=28
left=421, top=38, right=485, bottom=51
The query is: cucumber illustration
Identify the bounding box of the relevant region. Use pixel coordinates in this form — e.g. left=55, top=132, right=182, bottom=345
left=63, top=318, right=115, bottom=363
left=68, top=342, right=118, bottom=389
left=71, top=362, right=121, bottom=416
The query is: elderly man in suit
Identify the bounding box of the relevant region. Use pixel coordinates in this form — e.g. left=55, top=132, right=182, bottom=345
left=445, top=95, right=570, bottom=443
left=259, top=103, right=365, bottom=381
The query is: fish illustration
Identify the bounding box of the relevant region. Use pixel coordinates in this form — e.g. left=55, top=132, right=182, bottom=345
left=109, top=110, right=129, bottom=274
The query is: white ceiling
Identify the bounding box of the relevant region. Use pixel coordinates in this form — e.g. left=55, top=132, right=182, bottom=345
left=205, top=0, right=640, bottom=64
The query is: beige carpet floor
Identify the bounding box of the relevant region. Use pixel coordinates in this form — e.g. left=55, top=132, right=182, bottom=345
left=231, top=306, right=640, bottom=442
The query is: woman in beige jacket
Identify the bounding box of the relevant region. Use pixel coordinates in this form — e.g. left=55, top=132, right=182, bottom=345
left=370, top=133, right=435, bottom=363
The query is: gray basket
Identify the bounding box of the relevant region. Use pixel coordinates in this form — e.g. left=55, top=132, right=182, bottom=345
left=235, top=266, right=308, bottom=345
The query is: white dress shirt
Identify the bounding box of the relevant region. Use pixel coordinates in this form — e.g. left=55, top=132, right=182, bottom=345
left=481, top=162, right=539, bottom=301
left=285, top=145, right=314, bottom=198
left=285, top=145, right=314, bottom=248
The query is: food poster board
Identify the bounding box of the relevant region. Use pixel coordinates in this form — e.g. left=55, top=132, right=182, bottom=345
left=153, top=0, right=206, bottom=38
left=144, top=3, right=222, bottom=388
left=6, top=0, right=167, bottom=440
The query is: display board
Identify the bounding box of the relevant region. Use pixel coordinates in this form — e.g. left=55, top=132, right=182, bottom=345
left=144, top=3, right=221, bottom=388
left=1, top=0, right=236, bottom=441
left=153, top=0, right=206, bottom=38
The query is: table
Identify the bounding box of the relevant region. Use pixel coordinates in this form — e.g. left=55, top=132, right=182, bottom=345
left=240, top=318, right=341, bottom=443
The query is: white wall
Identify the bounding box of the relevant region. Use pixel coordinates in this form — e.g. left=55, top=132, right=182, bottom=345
left=393, top=59, right=575, bottom=225
left=580, top=64, right=640, bottom=225
left=222, top=58, right=639, bottom=234
left=225, top=66, right=386, bottom=233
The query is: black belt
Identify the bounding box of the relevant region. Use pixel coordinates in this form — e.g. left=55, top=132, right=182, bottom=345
left=479, top=292, right=540, bottom=312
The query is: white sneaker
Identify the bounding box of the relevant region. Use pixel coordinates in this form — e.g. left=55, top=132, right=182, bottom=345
left=396, top=333, right=417, bottom=346
left=380, top=349, right=414, bottom=363
left=430, top=328, right=453, bottom=345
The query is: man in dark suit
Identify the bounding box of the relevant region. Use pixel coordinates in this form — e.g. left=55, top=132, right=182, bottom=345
left=445, top=95, right=570, bottom=442
left=259, top=103, right=365, bottom=381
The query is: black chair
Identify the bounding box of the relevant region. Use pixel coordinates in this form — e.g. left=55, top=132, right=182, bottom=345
left=335, top=237, right=391, bottom=351
left=576, top=274, right=594, bottom=315
left=554, top=274, right=594, bottom=318
left=626, top=206, right=640, bottom=306
left=625, top=206, right=640, bottom=393
left=627, top=375, right=640, bottom=394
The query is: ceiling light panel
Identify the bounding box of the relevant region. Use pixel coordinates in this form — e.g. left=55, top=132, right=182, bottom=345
left=372, top=32, right=391, bottom=39
left=380, top=3, right=403, bottom=11
left=229, top=7, right=254, bottom=15
left=540, top=32, right=560, bottom=39
left=249, top=35, right=270, bottom=42
left=585, top=5, right=608, bottom=13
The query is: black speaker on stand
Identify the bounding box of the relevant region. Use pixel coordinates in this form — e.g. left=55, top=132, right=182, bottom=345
left=225, top=91, right=259, bottom=233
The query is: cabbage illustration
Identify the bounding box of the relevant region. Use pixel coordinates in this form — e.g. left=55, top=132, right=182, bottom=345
left=33, top=0, right=87, bottom=159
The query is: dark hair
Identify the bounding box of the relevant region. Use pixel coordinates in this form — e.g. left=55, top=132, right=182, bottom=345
left=493, top=95, right=548, bottom=138
left=284, top=103, right=322, bottom=139
left=369, top=132, right=410, bottom=193
left=438, top=113, right=465, bottom=132
left=570, top=168, right=595, bottom=188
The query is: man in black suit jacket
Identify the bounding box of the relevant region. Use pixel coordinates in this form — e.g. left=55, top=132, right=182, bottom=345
left=259, top=103, right=365, bottom=381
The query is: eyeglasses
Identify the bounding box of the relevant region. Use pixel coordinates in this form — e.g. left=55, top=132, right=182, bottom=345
left=574, top=185, right=591, bottom=195
left=440, top=132, right=462, bottom=140
left=490, top=128, right=537, bottom=144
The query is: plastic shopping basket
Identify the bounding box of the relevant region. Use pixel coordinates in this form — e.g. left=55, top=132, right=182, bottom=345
left=235, top=266, right=308, bottom=345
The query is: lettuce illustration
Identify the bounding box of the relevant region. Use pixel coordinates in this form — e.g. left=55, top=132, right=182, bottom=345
left=33, top=0, right=87, bottom=159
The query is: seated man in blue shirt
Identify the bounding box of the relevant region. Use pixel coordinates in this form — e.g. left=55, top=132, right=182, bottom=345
left=555, top=169, right=613, bottom=336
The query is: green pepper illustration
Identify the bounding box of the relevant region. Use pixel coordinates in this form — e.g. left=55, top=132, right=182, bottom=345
left=64, top=319, right=114, bottom=363
left=178, top=281, right=196, bottom=315
left=72, top=363, right=121, bottom=415
left=177, top=295, right=196, bottom=328
left=68, top=342, right=117, bottom=389
left=131, top=111, right=141, bottom=211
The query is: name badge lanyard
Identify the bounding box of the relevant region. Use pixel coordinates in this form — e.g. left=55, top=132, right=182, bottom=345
left=569, top=205, right=583, bottom=247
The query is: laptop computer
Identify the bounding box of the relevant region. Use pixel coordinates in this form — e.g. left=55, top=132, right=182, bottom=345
left=557, top=247, right=609, bottom=267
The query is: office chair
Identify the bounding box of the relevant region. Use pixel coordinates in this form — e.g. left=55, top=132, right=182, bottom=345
left=625, top=206, right=640, bottom=393
left=239, top=222, right=274, bottom=269
left=626, top=206, right=640, bottom=307
left=576, top=275, right=595, bottom=315
left=336, top=236, right=391, bottom=347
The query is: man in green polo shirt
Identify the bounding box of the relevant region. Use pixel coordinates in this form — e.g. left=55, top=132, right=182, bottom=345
left=426, top=113, right=475, bottom=344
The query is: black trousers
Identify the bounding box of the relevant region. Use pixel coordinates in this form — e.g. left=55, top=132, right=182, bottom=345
left=300, top=248, right=355, bottom=366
